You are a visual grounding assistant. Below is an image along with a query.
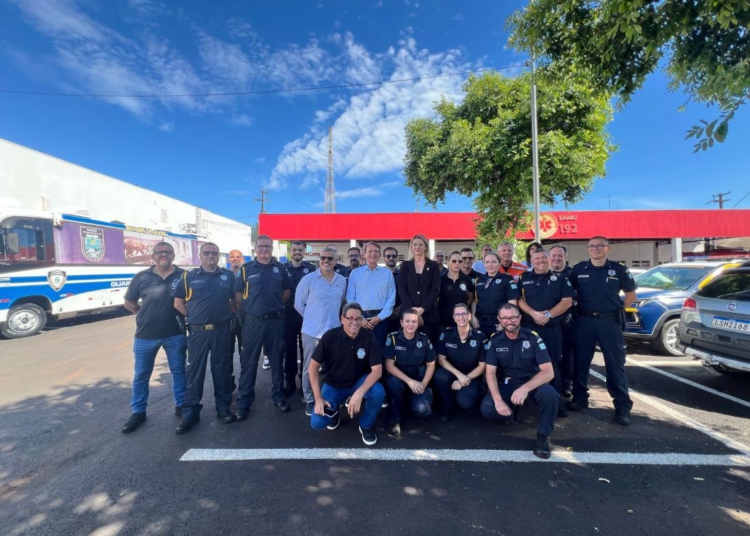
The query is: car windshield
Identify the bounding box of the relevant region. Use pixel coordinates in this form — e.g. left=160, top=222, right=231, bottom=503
left=634, top=265, right=713, bottom=291
left=697, top=273, right=750, bottom=302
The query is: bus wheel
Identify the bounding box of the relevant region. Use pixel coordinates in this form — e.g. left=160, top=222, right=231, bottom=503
left=2, top=304, right=47, bottom=339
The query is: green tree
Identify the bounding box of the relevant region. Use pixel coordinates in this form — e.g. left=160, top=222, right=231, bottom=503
left=507, top=0, right=750, bottom=152
left=403, top=70, right=614, bottom=240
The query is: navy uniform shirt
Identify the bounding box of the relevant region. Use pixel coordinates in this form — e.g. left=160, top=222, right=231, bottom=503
left=125, top=266, right=185, bottom=339
left=383, top=330, right=436, bottom=378
left=234, top=260, right=293, bottom=316
left=334, top=263, right=348, bottom=276
left=518, top=270, right=576, bottom=327
left=437, top=273, right=475, bottom=324
left=285, top=261, right=315, bottom=311
left=172, top=266, right=235, bottom=325
left=435, top=327, right=486, bottom=374
left=473, top=273, right=521, bottom=316
left=485, top=327, right=551, bottom=381
left=569, top=260, right=637, bottom=314
left=312, top=326, right=382, bottom=389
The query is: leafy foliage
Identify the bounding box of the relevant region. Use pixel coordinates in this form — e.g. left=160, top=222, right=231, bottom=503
left=403, top=70, right=614, bottom=240
left=507, top=0, right=750, bottom=151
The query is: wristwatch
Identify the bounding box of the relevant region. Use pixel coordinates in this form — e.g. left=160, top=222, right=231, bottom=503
left=544, top=312, right=552, bottom=319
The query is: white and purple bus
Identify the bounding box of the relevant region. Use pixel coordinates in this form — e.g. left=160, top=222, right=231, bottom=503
left=0, top=208, right=218, bottom=339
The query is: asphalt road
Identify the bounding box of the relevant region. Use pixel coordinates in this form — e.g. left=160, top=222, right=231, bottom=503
left=1, top=315, right=749, bottom=536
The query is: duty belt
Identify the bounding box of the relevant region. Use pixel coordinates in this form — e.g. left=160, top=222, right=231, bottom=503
left=363, top=309, right=382, bottom=317
left=577, top=310, right=620, bottom=320
left=503, top=376, right=529, bottom=385
left=188, top=321, right=230, bottom=331
left=245, top=311, right=283, bottom=322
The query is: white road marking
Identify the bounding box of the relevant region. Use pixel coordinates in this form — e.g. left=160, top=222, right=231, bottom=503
left=180, top=448, right=750, bottom=466
left=634, top=360, right=703, bottom=367
left=589, top=369, right=750, bottom=456
left=627, top=359, right=750, bottom=410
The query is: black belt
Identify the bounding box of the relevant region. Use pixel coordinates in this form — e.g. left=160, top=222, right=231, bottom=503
left=245, top=311, right=283, bottom=322
left=577, top=311, right=620, bottom=320
left=363, top=309, right=382, bottom=317
left=502, top=376, right=530, bottom=385
left=188, top=321, right=230, bottom=332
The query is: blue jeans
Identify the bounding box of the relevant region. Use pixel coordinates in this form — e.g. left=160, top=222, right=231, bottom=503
left=310, top=375, right=385, bottom=430
left=131, top=334, right=187, bottom=413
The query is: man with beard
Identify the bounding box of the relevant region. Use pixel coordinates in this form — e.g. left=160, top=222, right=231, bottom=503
left=341, top=247, right=361, bottom=279
left=383, top=246, right=401, bottom=333
left=284, top=241, right=314, bottom=395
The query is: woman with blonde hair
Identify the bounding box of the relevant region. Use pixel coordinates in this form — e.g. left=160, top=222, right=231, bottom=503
left=397, top=234, right=442, bottom=343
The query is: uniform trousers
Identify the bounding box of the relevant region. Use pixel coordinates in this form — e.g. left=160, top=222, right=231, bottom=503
left=310, top=375, right=385, bottom=430
left=480, top=382, right=558, bottom=436
left=561, top=319, right=575, bottom=391
left=385, top=375, right=433, bottom=423
left=283, top=309, right=304, bottom=386
left=572, top=315, right=633, bottom=411
left=182, top=328, right=233, bottom=422
left=433, top=367, right=482, bottom=411
left=522, top=323, right=563, bottom=395
left=238, top=317, right=286, bottom=409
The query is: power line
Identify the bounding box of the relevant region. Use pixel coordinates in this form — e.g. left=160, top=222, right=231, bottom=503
left=0, top=66, right=521, bottom=99
left=732, top=190, right=750, bottom=208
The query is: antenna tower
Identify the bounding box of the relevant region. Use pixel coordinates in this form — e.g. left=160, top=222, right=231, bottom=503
left=324, top=125, right=336, bottom=213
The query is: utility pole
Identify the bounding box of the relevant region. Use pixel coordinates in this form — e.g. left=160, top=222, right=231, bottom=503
left=324, top=123, right=336, bottom=213
left=255, top=189, right=269, bottom=214
left=527, top=59, right=541, bottom=241
left=709, top=191, right=731, bottom=209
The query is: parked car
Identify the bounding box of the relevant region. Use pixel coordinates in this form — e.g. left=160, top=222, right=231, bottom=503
left=678, top=266, right=750, bottom=375
left=624, top=260, right=746, bottom=355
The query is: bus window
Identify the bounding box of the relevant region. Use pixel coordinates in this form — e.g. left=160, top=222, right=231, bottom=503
left=1, top=219, right=54, bottom=265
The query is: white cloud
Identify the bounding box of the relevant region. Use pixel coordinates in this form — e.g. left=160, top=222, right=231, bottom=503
left=230, top=114, right=253, bottom=127
left=300, top=175, right=321, bottom=189
left=269, top=37, right=477, bottom=189
left=337, top=186, right=386, bottom=199
left=159, top=121, right=174, bottom=132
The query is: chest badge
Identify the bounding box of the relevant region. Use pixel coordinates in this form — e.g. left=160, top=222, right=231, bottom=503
left=273, top=267, right=279, bottom=274
left=221, top=274, right=228, bottom=281
left=416, top=341, right=423, bottom=348
left=522, top=340, right=531, bottom=350
left=608, top=269, right=616, bottom=276
left=303, top=268, right=309, bottom=274
left=459, top=283, right=467, bottom=291
left=470, top=339, right=477, bottom=348
left=357, top=348, right=366, bottom=359
left=495, top=279, right=501, bottom=285
left=550, top=275, right=557, bottom=281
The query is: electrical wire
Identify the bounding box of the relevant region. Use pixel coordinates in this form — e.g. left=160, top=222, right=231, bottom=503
left=0, top=65, right=522, bottom=99
left=732, top=190, right=750, bottom=208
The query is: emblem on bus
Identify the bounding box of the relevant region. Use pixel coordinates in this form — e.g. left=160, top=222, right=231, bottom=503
left=47, top=270, right=67, bottom=291
left=81, top=226, right=105, bottom=262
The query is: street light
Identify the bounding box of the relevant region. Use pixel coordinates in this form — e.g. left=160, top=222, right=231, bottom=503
left=528, top=58, right=542, bottom=242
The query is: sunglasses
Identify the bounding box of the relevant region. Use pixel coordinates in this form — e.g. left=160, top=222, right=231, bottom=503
left=320, top=256, right=334, bottom=262
left=201, top=251, right=220, bottom=256
left=153, top=251, right=174, bottom=256
left=384, top=254, right=398, bottom=259
left=462, top=257, right=474, bottom=261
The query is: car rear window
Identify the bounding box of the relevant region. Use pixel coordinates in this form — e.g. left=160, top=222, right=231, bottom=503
left=696, top=273, right=750, bottom=301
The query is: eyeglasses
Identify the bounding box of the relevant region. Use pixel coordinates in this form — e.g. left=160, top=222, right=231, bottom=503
left=348, top=254, right=360, bottom=259
left=588, top=244, right=607, bottom=250
left=449, top=259, right=462, bottom=264
left=453, top=312, right=470, bottom=317
left=256, top=245, right=272, bottom=250
left=153, top=251, right=173, bottom=256
left=320, top=256, right=334, bottom=262
left=384, top=254, right=397, bottom=259
left=201, top=251, right=220, bottom=256
left=499, top=315, right=521, bottom=322
left=344, top=316, right=363, bottom=322
left=462, top=257, right=474, bottom=261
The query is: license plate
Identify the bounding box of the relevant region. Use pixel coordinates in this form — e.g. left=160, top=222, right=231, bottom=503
left=711, top=316, right=750, bottom=333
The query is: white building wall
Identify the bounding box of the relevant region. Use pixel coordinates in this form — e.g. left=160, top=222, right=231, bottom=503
left=0, top=138, right=252, bottom=254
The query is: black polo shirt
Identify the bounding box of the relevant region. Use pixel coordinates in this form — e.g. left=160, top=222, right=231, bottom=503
left=569, top=260, right=637, bottom=314
left=172, top=266, right=234, bottom=325
left=435, top=327, right=486, bottom=374
left=473, top=273, right=520, bottom=316
left=312, top=326, right=383, bottom=389
left=285, top=261, right=315, bottom=311
left=383, top=330, right=436, bottom=378
left=485, top=327, right=551, bottom=382
left=438, top=273, right=475, bottom=326
left=518, top=269, right=575, bottom=328
left=234, top=260, right=293, bottom=316
left=125, top=266, right=185, bottom=339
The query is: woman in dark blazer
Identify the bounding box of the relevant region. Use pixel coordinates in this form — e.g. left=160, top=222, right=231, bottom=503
left=397, top=234, right=442, bottom=343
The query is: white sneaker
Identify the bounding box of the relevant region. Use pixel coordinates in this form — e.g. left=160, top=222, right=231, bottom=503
left=262, top=357, right=271, bottom=370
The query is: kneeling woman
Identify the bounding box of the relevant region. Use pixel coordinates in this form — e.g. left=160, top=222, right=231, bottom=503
left=383, top=309, right=436, bottom=436
left=434, top=303, right=487, bottom=422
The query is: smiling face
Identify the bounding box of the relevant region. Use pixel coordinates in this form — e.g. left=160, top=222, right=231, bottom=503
left=447, top=252, right=462, bottom=274
left=254, top=238, right=273, bottom=264
left=400, top=312, right=419, bottom=336
left=549, top=247, right=566, bottom=271
left=229, top=250, right=244, bottom=269
left=588, top=238, right=610, bottom=262
left=452, top=304, right=471, bottom=328
left=498, top=243, right=514, bottom=264
left=484, top=254, right=500, bottom=275
left=290, top=243, right=305, bottom=263
left=364, top=244, right=381, bottom=267
left=531, top=250, right=550, bottom=274
left=410, top=236, right=427, bottom=257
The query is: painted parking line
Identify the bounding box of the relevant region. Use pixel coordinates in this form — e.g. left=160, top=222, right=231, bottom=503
left=180, top=448, right=750, bottom=466
left=626, top=360, right=750, bottom=410
left=589, top=369, right=750, bottom=456
left=634, top=360, right=704, bottom=367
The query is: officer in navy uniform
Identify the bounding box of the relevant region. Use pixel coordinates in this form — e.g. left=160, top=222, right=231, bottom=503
left=517, top=248, right=575, bottom=416
left=480, top=303, right=558, bottom=459
left=434, top=303, right=486, bottom=422
left=172, top=242, right=236, bottom=434
left=471, top=252, right=520, bottom=336
left=383, top=309, right=436, bottom=436
left=568, top=236, right=637, bottom=425
left=549, top=245, right=575, bottom=398
left=383, top=246, right=401, bottom=334
left=284, top=240, right=315, bottom=395
left=234, top=235, right=293, bottom=419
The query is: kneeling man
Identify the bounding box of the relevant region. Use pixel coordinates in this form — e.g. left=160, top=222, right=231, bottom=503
left=481, top=303, right=558, bottom=459
left=309, top=302, right=385, bottom=446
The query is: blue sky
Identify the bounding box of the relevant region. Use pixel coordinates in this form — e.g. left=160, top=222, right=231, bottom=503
left=1, top=0, right=748, bottom=224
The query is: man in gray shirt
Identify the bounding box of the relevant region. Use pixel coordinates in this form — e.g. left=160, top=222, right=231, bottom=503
left=295, top=247, right=347, bottom=415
